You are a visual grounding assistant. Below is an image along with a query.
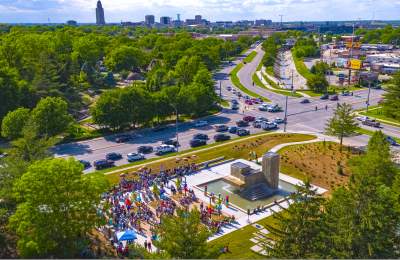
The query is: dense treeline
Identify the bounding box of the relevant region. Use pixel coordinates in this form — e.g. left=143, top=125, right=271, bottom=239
left=356, top=25, right=400, bottom=44
left=267, top=131, right=400, bottom=258
left=292, top=36, right=320, bottom=59
left=0, top=25, right=256, bottom=138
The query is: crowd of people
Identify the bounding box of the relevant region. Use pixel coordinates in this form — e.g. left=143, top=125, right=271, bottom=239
left=98, top=162, right=233, bottom=256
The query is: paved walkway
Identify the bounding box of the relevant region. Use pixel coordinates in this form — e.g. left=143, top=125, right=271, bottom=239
left=256, top=69, right=310, bottom=98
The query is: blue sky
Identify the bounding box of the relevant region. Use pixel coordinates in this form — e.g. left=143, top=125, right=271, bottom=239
left=0, top=0, right=399, bottom=23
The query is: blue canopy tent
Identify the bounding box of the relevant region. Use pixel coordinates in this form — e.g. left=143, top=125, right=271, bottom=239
left=116, top=229, right=137, bottom=242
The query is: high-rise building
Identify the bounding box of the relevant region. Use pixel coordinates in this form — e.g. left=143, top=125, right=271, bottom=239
left=160, top=16, right=171, bottom=25
left=145, top=15, right=155, bottom=26
left=96, top=0, right=105, bottom=25
left=195, top=15, right=202, bottom=24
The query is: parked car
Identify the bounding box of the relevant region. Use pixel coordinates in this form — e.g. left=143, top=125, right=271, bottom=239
left=106, top=152, right=123, bottom=161
left=237, top=128, right=250, bottom=136
left=226, top=86, right=232, bottom=91
left=155, top=145, right=176, bottom=155
left=300, top=99, right=310, bottom=104
left=215, top=125, right=229, bottom=132
left=137, top=146, right=153, bottom=154
left=115, top=134, right=131, bottom=143
left=253, top=120, right=265, bottom=128
left=362, top=118, right=380, bottom=128
left=194, top=120, right=208, bottom=127
left=256, top=116, right=268, bottom=122
left=341, top=91, right=352, bottom=96
left=267, top=104, right=282, bottom=112
left=330, top=95, right=339, bottom=101
left=127, top=153, right=145, bottom=162
left=320, top=94, right=329, bottom=100
left=94, top=159, right=115, bottom=170
left=251, top=98, right=262, bottom=104
left=258, top=104, right=269, bottom=111
left=228, top=126, right=238, bottom=134
left=236, top=120, right=249, bottom=127
left=245, top=100, right=253, bottom=105
left=243, top=116, right=255, bottom=122
left=274, top=117, right=285, bottom=124
left=190, top=139, right=207, bottom=147
left=193, top=133, right=209, bottom=140
left=214, top=134, right=231, bottom=142
left=356, top=116, right=369, bottom=122
left=231, top=99, right=239, bottom=104
left=79, top=160, right=91, bottom=169
left=262, top=122, right=278, bottom=130
left=162, top=139, right=180, bottom=147
left=386, top=136, right=398, bottom=146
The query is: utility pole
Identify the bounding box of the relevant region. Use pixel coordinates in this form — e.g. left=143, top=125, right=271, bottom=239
left=279, top=15, right=283, bottom=29
left=284, top=70, right=293, bottom=132
left=366, top=81, right=371, bottom=113
left=348, top=23, right=355, bottom=86
left=175, top=106, right=179, bottom=152
left=219, top=81, right=222, bottom=99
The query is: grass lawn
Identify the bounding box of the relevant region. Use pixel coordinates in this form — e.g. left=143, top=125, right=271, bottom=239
left=243, top=51, right=257, bottom=63
left=291, top=53, right=314, bottom=81
left=257, top=73, right=302, bottom=98
left=359, top=107, right=400, bottom=127
left=209, top=214, right=279, bottom=259
left=231, top=63, right=270, bottom=102
left=101, top=133, right=316, bottom=184
left=356, top=127, right=400, bottom=143
left=278, top=142, right=360, bottom=191
left=297, top=90, right=322, bottom=97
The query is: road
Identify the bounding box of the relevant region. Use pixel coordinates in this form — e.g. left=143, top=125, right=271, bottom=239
left=53, top=44, right=399, bottom=173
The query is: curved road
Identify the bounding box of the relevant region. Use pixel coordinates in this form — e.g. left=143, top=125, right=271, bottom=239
left=54, top=43, right=399, bottom=173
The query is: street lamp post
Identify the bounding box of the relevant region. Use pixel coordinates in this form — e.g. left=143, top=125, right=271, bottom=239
left=219, top=80, right=222, bottom=99
left=174, top=106, right=179, bottom=153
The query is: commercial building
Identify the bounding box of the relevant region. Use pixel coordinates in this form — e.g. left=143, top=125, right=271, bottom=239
left=145, top=15, right=155, bottom=26
left=160, top=16, right=171, bottom=26
left=255, top=19, right=272, bottom=27
left=95, top=0, right=106, bottom=25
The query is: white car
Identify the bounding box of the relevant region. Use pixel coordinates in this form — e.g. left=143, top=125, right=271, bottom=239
left=155, top=145, right=176, bottom=155
left=356, top=116, right=369, bottom=122
left=127, top=152, right=145, bottom=162
left=274, top=117, right=285, bottom=124
left=194, top=120, right=208, bottom=127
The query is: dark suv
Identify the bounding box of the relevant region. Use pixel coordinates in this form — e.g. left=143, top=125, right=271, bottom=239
left=137, top=146, right=153, bottom=154
left=94, top=159, right=115, bottom=170
left=106, top=152, right=123, bottom=161
left=214, top=134, right=231, bottom=142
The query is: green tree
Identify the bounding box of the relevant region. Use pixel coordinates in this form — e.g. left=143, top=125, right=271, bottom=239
left=324, top=131, right=400, bottom=258
left=105, top=45, right=145, bottom=72
left=307, top=74, right=329, bottom=93
left=325, top=103, right=358, bottom=147
left=310, top=61, right=330, bottom=76
left=266, top=181, right=326, bottom=258
left=0, top=66, right=23, bottom=127
left=9, top=158, right=109, bottom=258
left=31, top=97, right=73, bottom=137
left=1, top=108, right=30, bottom=140
left=382, top=71, right=400, bottom=121
left=175, top=56, right=205, bottom=86
left=154, top=208, right=217, bottom=258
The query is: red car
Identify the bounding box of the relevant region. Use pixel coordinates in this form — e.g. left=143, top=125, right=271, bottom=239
left=245, top=100, right=253, bottom=105
left=251, top=98, right=261, bottom=104
left=243, top=116, right=255, bottom=122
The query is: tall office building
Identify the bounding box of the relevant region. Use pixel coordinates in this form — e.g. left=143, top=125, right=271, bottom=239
left=195, top=15, right=202, bottom=24
left=96, top=0, right=106, bottom=25
left=145, top=15, right=155, bottom=26
left=160, top=16, right=171, bottom=25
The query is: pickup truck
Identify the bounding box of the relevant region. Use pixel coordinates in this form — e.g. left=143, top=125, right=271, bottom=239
left=361, top=118, right=380, bottom=128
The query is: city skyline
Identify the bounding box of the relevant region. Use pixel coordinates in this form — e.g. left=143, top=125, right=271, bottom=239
left=0, top=0, right=399, bottom=24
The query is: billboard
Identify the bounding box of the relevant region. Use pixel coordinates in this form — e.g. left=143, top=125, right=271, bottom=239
left=348, top=59, right=362, bottom=70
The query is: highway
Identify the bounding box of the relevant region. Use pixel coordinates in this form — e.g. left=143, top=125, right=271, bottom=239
left=53, top=43, right=398, bottom=173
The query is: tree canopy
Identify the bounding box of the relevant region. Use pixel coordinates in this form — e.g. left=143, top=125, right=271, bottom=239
left=9, top=158, right=109, bottom=258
